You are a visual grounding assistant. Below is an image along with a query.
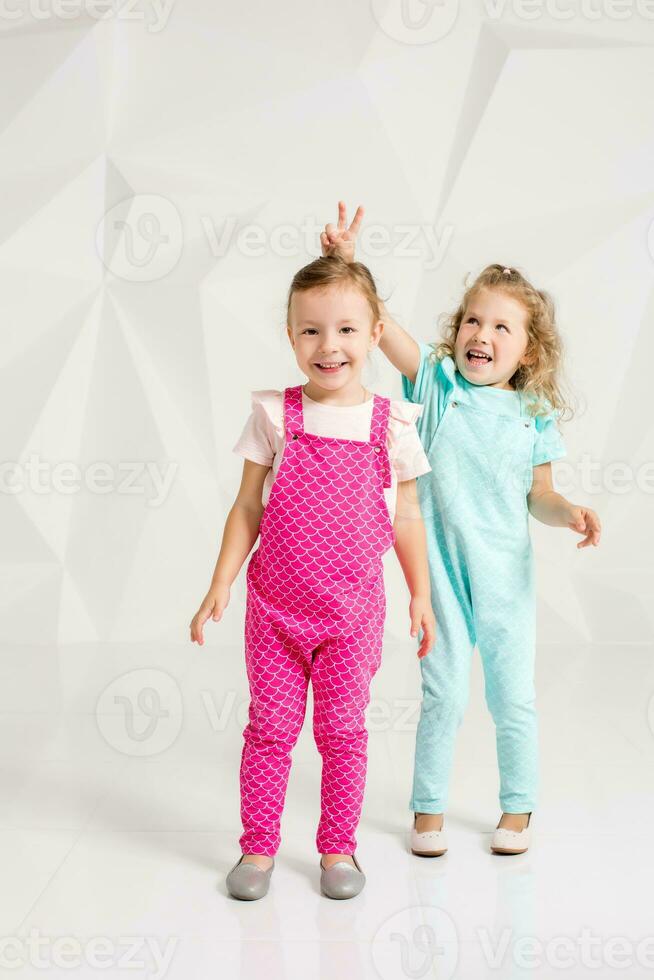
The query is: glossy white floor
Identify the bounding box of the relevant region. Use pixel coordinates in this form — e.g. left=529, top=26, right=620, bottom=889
left=3, top=637, right=653, bottom=980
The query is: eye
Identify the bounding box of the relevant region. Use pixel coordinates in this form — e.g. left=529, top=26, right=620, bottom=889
left=496, top=323, right=509, bottom=332
left=302, top=328, right=318, bottom=335
left=340, top=326, right=355, bottom=334
left=466, top=316, right=478, bottom=325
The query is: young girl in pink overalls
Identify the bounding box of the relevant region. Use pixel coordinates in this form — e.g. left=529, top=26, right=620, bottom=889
left=190, top=256, right=436, bottom=900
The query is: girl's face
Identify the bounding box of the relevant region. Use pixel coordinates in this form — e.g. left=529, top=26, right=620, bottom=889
left=287, top=284, right=382, bottom=397
left=454, top=287, right=532, bottom=390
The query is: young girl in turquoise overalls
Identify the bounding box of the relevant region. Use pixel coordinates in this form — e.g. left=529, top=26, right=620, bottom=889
left=322, top=203, right=602, bottom=856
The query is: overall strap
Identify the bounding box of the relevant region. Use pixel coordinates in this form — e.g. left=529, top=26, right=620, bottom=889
left=370, top=394, right=390, bottom=444
left=283, top=385, right=305, bottom=437
left=370, top=394, right=392, bottom=489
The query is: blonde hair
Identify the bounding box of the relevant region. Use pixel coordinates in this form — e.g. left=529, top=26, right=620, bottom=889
left=286, top=255, right=381, bottom=325
left=433, top=264, right=574, bottom=420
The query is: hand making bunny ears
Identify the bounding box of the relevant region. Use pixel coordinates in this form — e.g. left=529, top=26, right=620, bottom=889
left=320, top=201, right=364, bottom=263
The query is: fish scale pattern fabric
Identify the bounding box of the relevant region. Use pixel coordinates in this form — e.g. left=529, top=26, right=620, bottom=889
left=239, top=385, right=395, bottom=856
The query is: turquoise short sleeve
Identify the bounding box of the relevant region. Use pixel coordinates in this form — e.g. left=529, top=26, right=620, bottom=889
left=532, top=410, right=566, bottom=466
left=402, top=343, right=437, bottom=404
left=401, top=344, right=454, bottom=452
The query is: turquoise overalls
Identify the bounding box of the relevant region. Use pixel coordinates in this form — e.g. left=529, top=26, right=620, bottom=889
left=402, top=345, right=566, bottom=814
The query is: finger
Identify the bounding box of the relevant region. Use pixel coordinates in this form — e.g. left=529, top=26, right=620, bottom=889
left=588, top=514, right=602, bottom=544
left=349, top=205, right=364, bottom=235
left=578, top=525, right=597, bottom=547
left=321, top=231, right=336, bottom=255
left=337, top=200, right=347, bottom=231
left=325, top=222, right=338, bottom=241
left=418, top=624, right=435, bottom=658
left=410, top=617, right=421, bottom=638
left=418, top=635, right=433, bottom=659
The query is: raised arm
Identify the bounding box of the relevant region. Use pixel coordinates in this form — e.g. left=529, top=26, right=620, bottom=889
left=321, top=201, right=420, bottom=382
left=377, top=303, right=421, bottom=384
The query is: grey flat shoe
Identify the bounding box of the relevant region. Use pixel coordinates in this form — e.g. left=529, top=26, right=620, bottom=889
left=226, top=855, right=274, bottom=900
left=320, top=854, right=366, bottom=900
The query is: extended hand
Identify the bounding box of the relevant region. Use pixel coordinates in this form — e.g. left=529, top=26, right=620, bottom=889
left=567, top=505, right=601, bottom=548
left=410, top=597, right=437, bottom=659
left=320, top=200, right=364, bottom=263
left=189, top=583, right=230, bottom=645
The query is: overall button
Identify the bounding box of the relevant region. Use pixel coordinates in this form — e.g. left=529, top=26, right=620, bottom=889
left=374, top=446, right=381, bottom=453
left=292, top=433, right=299, bottom=440
left=451, top=400, right=458, bottom=407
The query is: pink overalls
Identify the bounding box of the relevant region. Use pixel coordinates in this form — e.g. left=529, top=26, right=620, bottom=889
left=239, top=385, right=395, bottom=856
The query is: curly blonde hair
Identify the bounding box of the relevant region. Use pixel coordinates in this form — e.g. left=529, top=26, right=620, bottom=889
left=433, top=264, right=574, bottom=420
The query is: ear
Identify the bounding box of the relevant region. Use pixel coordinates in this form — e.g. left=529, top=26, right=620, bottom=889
left=286, top=325, right=295, bottom=349
left=369, top=319, right=384, bottom=350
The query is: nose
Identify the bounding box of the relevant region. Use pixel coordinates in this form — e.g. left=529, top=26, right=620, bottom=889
left=318, top=335, right=340, bottom=353
left=471, top=323, right=491, bottom=344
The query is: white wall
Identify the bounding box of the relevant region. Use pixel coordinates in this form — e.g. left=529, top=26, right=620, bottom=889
left=3, top=0, right=654, bottom=648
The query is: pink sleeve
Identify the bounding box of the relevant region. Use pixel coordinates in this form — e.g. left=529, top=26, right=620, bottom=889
left=387, top=401, right=431, bottom=482
left=232, top=390, right=282, bottom=467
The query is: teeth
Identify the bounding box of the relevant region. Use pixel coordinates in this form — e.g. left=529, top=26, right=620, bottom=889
left=317, top=362, right=345, bottom=367
left=468, top=351, right=491, bottom=360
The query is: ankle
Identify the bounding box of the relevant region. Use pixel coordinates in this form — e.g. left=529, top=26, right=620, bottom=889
left=242, top=853, right=274, bottom=870
left=321, top=852, right=354, bottom=869
left=498, top=812, right=531, bottom=831
left=414, top=812, right=444, bottom=832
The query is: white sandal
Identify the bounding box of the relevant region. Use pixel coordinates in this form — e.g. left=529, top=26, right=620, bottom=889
left=411, top=813, right=448, bottom=857
left=491, top=812, right=532, bottom=855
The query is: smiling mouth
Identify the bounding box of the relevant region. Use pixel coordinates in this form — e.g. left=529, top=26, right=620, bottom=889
left=314, top=361, right=348, bottom=372
left=466, top=350, right=492, bottom=364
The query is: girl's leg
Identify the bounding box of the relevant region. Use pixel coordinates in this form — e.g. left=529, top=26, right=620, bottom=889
left=411, top=569, right=476, bottom=816
left=311, top=609, right=385, bottom=857
left=239, top=590, right=311, bottom=856
left=475, top=577, right=538, bottom=814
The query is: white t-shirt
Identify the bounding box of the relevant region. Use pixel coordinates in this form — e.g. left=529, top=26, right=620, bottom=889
left=233, top=389, right=432, bottom=523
